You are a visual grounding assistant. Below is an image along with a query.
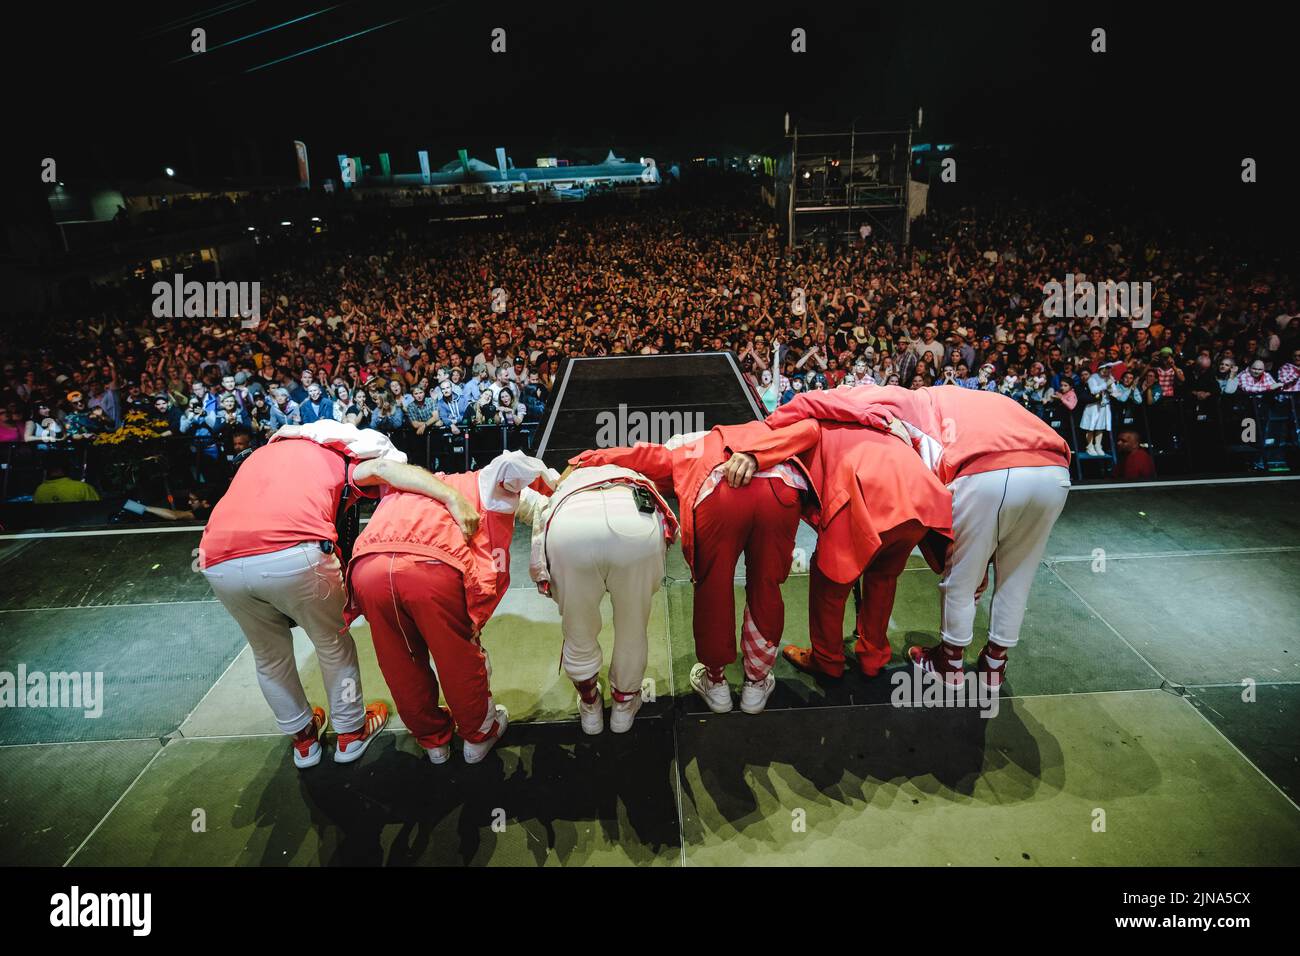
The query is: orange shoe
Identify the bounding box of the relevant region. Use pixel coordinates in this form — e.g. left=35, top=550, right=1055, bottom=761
left=782, top=645, right=843, bottom=679
left=334, top=702, right=390, bottom=764
left=292, top=707, right=327, bottom=769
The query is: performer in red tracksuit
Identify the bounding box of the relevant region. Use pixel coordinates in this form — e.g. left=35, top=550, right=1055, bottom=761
left=347, top=451, right=556, bottom=765
left=570, top=419, right=820, bottom=715
left=768, top=384, right=1071, bottom=689
left=763, top=421, right=954, bottom=679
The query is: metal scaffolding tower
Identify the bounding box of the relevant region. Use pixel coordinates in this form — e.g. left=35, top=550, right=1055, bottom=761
left=779, top=122, right=914, bottom=250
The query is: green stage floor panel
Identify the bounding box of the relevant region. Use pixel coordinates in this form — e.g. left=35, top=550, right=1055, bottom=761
left=0, top=531, right=209, bottom=610
left=1046, top=484, right=1300, bottom=560
left=0, top=603, right=246, bottom=745
left=0, top=738, right=162, bottom=867
left=676, top=689, right=1300, bottom=866
left=1188, top=682, right=1300, bottom=802
left=69, top=724, right=681, bottom=867
left=1051, top=551, right=1300, bottom=688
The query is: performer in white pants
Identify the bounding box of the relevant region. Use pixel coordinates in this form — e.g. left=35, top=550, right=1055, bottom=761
left=519, top=464, right=678, bottom=734
left=941, top=464, right=1071, bottom=666
left=203, top=542, right=362, bottom=738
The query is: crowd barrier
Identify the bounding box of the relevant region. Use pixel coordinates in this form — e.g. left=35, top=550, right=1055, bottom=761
left=0, top=423, right=542, bottom=502
left=385, top=422, right=540, bottom=473
left=1024, top=391, right=1299, bottom=479
left=2, top=394, right=1296, bottom=506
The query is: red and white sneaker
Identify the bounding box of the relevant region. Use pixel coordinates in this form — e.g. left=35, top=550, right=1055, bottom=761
left=333, top=702, right=390, bottom=764
left=292, top=707, right=327, bottom=769
left=976, top=646, right=1008, bottom=691
left=463, top=705, right=509, bottom=764
left=908, top=642, right=966, bottom=687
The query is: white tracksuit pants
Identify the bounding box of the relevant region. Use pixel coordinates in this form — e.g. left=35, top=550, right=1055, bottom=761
left=939, top=465, right=1071, bottom=649
left=202, top=543, right=365, bottom=734
left=544, top=485, right=666, bottom=697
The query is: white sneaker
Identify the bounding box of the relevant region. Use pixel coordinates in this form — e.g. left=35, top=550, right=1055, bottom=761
left=463, top=705, right=508, bottom=764
left=291, top=707, right=327, bottom=769
left=293, top=737, right=322, bottom=769
left=689, top=663, right=733, bottom=713
left=577, top=682, right=604, bottom=735
left=739, top=674, right=776, bottom=714
left=427, top=745, right=451, bottom=764
left=608, top=693, right=643, bottom=733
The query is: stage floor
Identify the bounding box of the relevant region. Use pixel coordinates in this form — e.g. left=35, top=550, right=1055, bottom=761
left=1, top=481, right=1297, bottom=866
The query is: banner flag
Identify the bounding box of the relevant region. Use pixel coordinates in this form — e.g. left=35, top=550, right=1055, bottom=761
left=418, top=150, right=431, bottom=184
left=293, top=141, right=310, bottom=189
left=457, top=149, right=471, bottom=175
left=495, top=147, right=507, bottom=180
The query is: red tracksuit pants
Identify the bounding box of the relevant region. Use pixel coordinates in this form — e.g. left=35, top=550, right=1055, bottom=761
left=692, top=476, right=802, bottom=681
left=808, top=520, right=927, bottom=677
left=350, top=552, right=498, bottom=748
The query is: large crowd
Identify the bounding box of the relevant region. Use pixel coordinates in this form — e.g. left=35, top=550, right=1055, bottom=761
left=2, top=195, right=1298, bottom=499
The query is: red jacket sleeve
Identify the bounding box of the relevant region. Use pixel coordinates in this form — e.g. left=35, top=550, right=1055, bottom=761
left=569, top=445, right=675, bottom=485
left=716, top=419, right=821, bottom=471
left=765, top=389, right=892, bottom=432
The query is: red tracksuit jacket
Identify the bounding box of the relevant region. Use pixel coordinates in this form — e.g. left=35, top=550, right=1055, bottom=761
left=347, top=470, right=515, bottom=633
left=795, top=422, right=953, bottom=584
left=767, top=385, right=1070, bottom=486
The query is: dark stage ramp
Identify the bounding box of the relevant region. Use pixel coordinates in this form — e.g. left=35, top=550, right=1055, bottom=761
left=535, top=353, right=763, bottom=469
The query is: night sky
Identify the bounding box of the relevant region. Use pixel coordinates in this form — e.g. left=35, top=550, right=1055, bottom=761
left=5, top=1, right=1296, bottom=214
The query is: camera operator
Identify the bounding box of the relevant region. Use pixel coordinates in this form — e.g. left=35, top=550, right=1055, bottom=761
left=121, top=489, right=214, bottom=522
left=215, top=392, right=252, bottom=455
left=180, top=395, right=222, bottom=484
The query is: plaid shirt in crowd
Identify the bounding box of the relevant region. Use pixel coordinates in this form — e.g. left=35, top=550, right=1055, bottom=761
left=1155, top=365, right=1179, bottom=397
left=1238, top=370, right=1280, bottom=394
left=406, top=396, right=438, bottom=422
left=1279, top=363, right=1300, bottom=392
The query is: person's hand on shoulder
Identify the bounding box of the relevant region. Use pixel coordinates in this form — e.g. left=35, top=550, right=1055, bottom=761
left=447, top=490, right=480, bottom=541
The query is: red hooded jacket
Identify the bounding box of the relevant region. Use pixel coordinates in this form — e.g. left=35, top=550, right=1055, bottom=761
left=347, top=470, right=516, bottom=633
left=795, top=422, right=953, bottom=584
